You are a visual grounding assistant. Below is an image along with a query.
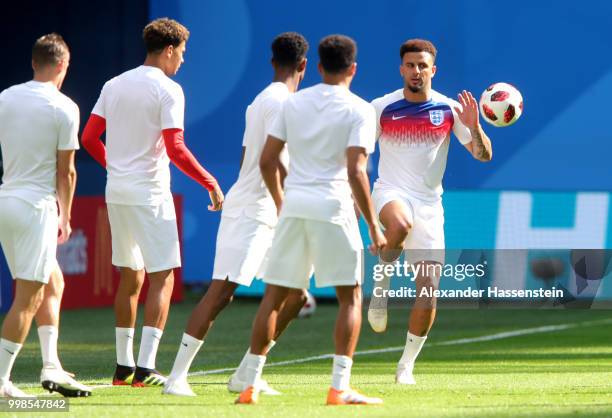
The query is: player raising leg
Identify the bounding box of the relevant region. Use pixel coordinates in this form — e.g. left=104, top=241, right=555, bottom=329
left=367, top=39, right=493, bottom=384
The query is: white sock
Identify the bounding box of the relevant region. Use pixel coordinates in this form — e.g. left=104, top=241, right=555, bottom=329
left=331, top=355, right=353, bottom=391
left=235, top=348, right=250, bottom=381
left=38, top=326, right=61, bottom=369
left=0, top=339, right=22, bottom=383
left=398, top=332, right=427, bottom=369
left=168, top=333, right=203, bottom=381
left=265, top=339, right=276, bottom=354
left=115, top=327, right=135, bottom=367
left=137, top=326, right=163, bottom=370
left=236, top=340, right=276, bottom=381
left=243, top=353, right=266, bottom=387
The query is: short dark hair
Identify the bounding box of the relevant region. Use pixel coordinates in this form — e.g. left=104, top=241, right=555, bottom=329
left=271, top=32, right=309, bottom=70
left=143, top=18, right=190, bottom=54
left=32, top=33, right=69, bottom=68
left=400, top=39, right=437, bottom=61
left=318, top=35, right=357, bottom=74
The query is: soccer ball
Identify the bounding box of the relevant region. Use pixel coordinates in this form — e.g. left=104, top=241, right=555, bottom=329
left=479, top=82, right=523, bottom=127
left=298, top=291, right=316, bottom=318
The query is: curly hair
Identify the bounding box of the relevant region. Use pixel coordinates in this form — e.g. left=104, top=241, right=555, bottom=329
left=32, top=33, right=69, bottom=68
left=399, top=39, right=437, bottom=61
left=271, top=32, right=309, bottom=70
left=318, top=34, right=357, bottom=74
left=143, top=18, right=190, bottom=53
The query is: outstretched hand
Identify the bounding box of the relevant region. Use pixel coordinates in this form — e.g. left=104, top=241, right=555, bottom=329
left=454, top=90, right=480, bottom=131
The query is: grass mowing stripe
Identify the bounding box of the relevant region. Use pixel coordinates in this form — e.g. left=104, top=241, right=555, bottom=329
left=188, top=317, right=612, bottom=377
left=31, top=316, right=612, bottom=390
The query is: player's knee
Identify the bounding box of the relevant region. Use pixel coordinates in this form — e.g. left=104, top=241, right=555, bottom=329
left=149, top=270, right=174, bottom=289
left=337, top=287, right=362, bottom=309
left=207, top=286, right=235, bottom=314
left=125, top=282, right=143, bottom=297
left=218, top=291, right=234, bottom=310
left=415, top=297, right=437, bottom=310
left=386, top=220, right=410, bottom=245
left=120, top=277, right=144, bottom=296
left=299, top=290, right=308, bottom=307
left=418, top=275, right=438, bottom=290
left=49, top=276, right=65, bottom=297
left=289, top=290, right=308, bottom=309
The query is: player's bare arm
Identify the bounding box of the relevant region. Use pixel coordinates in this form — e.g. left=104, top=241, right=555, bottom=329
left=455, top=90, right=493, bottom=162
left=346, top=146, right=386, bottom=255
left=56, top=149, right=77, bottom=244
left=259, top=135, right=286, bottom=214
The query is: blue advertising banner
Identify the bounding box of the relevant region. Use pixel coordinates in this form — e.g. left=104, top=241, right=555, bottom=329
left=235, top=191, right=612, bottom=298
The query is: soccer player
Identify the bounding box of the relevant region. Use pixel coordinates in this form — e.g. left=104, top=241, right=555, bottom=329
left=163, top=32, right=309, bottom=397
left=367, top=39, right=493, bottom=384
left=236, top=35, right=386, bottom=406
left=81, top=18, right=223, bottom=387
left=0, top=34, right=91, bottom=397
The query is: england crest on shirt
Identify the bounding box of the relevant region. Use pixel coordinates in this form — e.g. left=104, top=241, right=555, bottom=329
left=429, top=110, right=444, bottom=126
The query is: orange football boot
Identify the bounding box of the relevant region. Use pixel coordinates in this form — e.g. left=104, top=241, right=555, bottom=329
left=326, top=387, right=383, bottom=405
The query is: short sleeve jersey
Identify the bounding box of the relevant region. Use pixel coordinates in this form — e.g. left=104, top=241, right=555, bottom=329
left=0, top=81, right=80, bottom=207
left=92, top=66, right=184, bottom=205
left=268, top=83, right=376, bottom=225
left=371, top=89, right=472, bottom=201
left=222, top=82, right=290, bottom=226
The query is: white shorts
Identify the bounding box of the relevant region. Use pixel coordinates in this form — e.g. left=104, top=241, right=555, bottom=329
left=107, top=199, right=180, bottom=273
left=212, top=215, right=275, bottom=286
left=372, top=183, right=445, bottom=264
left=0, top=197, right=58, bottom=283
left=264, top=216, right=363, bottom=289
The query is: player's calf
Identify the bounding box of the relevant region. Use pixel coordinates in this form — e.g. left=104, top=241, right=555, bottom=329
left=273, top=289, right=307, bottom=338
left=185, top=279, right=238, bottom=339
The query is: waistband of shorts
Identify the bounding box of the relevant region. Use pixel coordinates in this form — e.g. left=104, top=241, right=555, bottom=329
left=373, top=180, right=442, bottom=204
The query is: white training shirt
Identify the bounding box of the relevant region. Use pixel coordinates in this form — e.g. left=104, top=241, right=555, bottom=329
left=222, top=82, right=290, bottom=226
left=269, top=83, right=376, bottom=225
left=372, top=88, right=472, bottom=202
left=92, top=65, right=184, bottom=205
left=0, top=81, right=80, bottom=208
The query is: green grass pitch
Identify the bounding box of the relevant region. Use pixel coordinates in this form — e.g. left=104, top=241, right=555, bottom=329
left=4, top=293, right=612, bottom=417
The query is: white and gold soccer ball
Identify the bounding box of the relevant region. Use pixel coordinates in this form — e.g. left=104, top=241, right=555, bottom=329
left=479, top=82, right=523, bottom=127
